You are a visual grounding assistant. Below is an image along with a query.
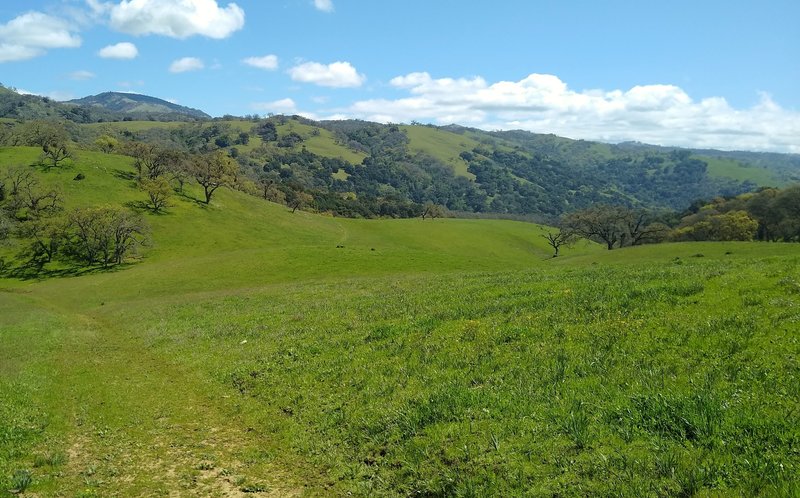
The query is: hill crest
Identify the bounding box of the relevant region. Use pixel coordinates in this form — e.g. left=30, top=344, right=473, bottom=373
left=68, top=92, right=210, bottom=119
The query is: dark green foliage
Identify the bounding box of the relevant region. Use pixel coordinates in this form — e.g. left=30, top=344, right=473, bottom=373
left=252, top=121, right=278, bottom=142
left=673, top=185, right=800, bottom=242
left=277, top=131, right=303, bottom=148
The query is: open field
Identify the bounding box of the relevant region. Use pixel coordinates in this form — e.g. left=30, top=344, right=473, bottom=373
left=1, top=149, right=799, bottom=496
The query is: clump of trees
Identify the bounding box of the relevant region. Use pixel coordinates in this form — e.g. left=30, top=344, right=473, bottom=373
left=123, top=141, right=240, bottom=209
left=1, top=166, right=148, bottom=270
left=671, top=186, right=800, bottom=242
left=67, top=206, right=148, bottom=266
left=551, top=184, right=800, bottom=253
left=561, top=205, right=669, bottom=250
left=19, top=120, right=74, bottom=168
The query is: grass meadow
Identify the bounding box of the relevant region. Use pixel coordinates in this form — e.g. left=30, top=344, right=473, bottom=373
left=1, top=147, right=798, bottom=496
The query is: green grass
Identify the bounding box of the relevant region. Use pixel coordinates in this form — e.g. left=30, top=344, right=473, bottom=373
left=402, top=125, right=479, bottom=179
left=1, top=147, right=799, bottom=496
left=700, top=155, right=781, bottom=186
left=81, top=120, right=368, bottom=164
left=277, top=121, right=367, bottom=165
left=83, top=121, right=186, bottom=132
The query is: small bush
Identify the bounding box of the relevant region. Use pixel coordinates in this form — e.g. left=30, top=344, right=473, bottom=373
left=9, top=469, right=33, bottom=494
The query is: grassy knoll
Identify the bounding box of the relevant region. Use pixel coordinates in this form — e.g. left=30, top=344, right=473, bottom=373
left=402, top=126, right=479, bottom=179
left=276, top=121, right=367, bottom=165
left=1, top=149, right=799, bottom=496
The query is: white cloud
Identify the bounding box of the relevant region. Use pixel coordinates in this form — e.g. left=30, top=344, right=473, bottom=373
left=313, top=0, right=334, bottom=13
left=252, top=98, right=297, bottom=114
left=105, top=0, right=245, bottom=39
left=332, top=72, right=800, bottom=153
left=243, top=54, right=278, bottom=70
left=288, top=61, right=365, bottom=88
left=0, top=12, right=81, bottom=62
left=69, top=70, right=96, bottom=80
left=169, top=57, right=204, bottom=73
left=86, top=0, right=112, bottom=16
left=0, top=44, right=44, bottom=63
left=98, top=41, right=138, bottom=59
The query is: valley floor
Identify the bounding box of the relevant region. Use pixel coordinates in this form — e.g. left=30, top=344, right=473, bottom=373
left=2, top=241, right=799, bottom=496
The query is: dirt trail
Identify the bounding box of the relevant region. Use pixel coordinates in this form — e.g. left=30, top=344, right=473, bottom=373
left=7, top=293, right=302, bottom=497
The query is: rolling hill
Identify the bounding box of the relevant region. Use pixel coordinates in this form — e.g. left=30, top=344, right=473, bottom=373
left=1, top=144, right=798, bottom=495
left=3, top=84, right=799, bottom=219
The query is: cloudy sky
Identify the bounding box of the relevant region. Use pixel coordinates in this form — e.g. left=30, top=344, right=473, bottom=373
left=1, top=0, right=798, bottom=152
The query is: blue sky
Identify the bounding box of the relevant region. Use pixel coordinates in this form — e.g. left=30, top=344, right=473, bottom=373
left=1, top=0, right=798, bottom=152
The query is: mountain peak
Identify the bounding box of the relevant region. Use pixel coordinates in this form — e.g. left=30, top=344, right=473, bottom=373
left=68, top=92, right=210, bottom=120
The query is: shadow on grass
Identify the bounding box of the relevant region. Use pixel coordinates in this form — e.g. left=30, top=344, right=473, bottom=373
left=30, top=158, right=79, bottom=173
left=113, top=169, right=137, bottom=181
left=172, top=190, right=209, bottom=207
left=123, top=200, right=174, bottom=216
left=1, top=261, right=131, bottom=281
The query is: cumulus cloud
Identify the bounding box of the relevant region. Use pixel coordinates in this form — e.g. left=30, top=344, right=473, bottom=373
left=313, top=0, right=334, bottom=13
left=98, top=41, right=138, bottom=59
left=104, top=0, right=245, bottom=39
left=288, top=61, right=365, bottom=88
left=332, top=72, right=800, bottom=153
left=169, top=56, right=204, bottom=73
left=252, top=98, right=297, bottom=114
left=243, top=54, right=278, bottom=70
left=0, top=12, right=81, bottom=62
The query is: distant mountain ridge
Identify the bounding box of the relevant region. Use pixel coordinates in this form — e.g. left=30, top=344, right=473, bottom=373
left=0, top=84, right=209, bottom=122
left=68, top=92, right=210, bottom=120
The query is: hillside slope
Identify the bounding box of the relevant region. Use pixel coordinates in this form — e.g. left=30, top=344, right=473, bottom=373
left=1, top=147, right=798, bottom=496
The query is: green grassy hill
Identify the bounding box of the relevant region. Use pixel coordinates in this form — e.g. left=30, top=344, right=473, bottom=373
left=701, top=155, right=783, bottom=185
left=401, top=125, right=479, bottom=179
left=1, top=147, right=799, bottom=496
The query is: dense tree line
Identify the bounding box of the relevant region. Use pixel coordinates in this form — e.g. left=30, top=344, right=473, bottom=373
left=0, top=116, right=785, bottom=223
left=672, top=186, right=800, bottom=242
left=548, top=184, right=800, bottom=253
